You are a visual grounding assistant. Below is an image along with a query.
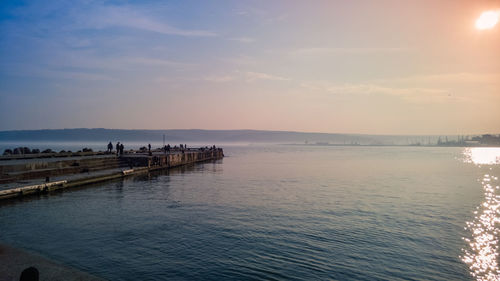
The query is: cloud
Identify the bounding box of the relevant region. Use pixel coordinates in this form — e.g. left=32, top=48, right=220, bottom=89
left=79, top=6, right=217, bottom=37
left=233, top=8, right=266, bottom=17
left=233, top=8, right=287, bottom=24
left=220, top=55, right=259, bottom=66
left=202, top=72, right=290, bottom=83
left=381, top=72, right=500, bottom=84
left=235, top=10, right=249, bottom=16
left=290, top=47, right=411, bottom=56
left=228, top=37, right=255, bottom=43
left=204, top=76, right=235, bottom=83
left=37, top=50, right=195, bottom=73
left=300, top=81, right=454, bottom=104
left=124, top=58, right=195, bottom=68
left=48, top=71, right=113, bottom=81
left=262, top=14, right=288, bottom=24
left=1, top=52, right=196, bottom=82
left=298, top=72, right=500, bottom=104
left=245, top=72, right=290, bottom=82
left=4, top=2, right=217, bottom=38
left=1, top=62, right=114, bottom=81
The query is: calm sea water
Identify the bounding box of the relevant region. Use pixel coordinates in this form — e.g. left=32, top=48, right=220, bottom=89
left=1, top=145, right=499, bottom=280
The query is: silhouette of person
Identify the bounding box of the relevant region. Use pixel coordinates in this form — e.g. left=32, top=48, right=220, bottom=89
left=107, top=142, right=113, bottom=153
left=120, top=143, right=124, bottom=155
left=20, top=266, right=39, bottom=281
left=116, top=142, right=120, bottom=155
left=148, top=143, right=151, bottom=152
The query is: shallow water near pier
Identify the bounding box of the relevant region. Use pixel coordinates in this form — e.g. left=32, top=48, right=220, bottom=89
left=1, top=145, right=499, bottom=280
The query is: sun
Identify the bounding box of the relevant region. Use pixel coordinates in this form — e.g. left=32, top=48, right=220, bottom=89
left=475, top=10, right=500, bottom=30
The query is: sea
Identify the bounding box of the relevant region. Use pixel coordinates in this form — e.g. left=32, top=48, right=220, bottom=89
left=0, top=143, right=499, bottom=281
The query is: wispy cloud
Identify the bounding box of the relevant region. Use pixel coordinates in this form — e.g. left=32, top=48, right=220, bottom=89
left=124, top=57, right=195, bottom=67
left=46, top=70, right=114, bottom=81
left=233, top=8, right=266, bottom=17
left=300, top=81, right=454, bottom=104
left=245, top=72, right=290, bottom=82
left=262, top=14, right=288, bottom=24
left=233, top=8, right=287, bottom=25
left=203, top=75, right=235, bottom=83
left=202, top=71, right=290, bottom=83
left=79, top=6, right=217, bottom=37
left=45, top=51, right=195, bottom=72
left=290, top=47, right=411, bottom=56
left=1, top=62, right=114, bottom=81
left=228, top=37, right=255, bottom=43
left=0, top=52, right=195, bottom=82
left=379, top=72, right=500, bottom=84
left=298, top=72, right=500, bottom=104
left=220, top=56, right=259, bottom=66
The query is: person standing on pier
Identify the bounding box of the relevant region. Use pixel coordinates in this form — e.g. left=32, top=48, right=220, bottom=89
left=116, top=142, right=120, bottom=155
left=119, top=143, right=124, bottom=155
left=107, top=142, right=113, bottom=153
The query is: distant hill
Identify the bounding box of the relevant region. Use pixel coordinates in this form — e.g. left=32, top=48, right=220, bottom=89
left=0, top=128, right=351, bottom=143
left=0, top=128, right=464, bottom=145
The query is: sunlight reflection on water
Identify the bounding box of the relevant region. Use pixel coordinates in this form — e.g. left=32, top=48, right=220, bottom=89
left=463, top=148, right=500, bottom=165
left=462, top=148, right=500, bottom=281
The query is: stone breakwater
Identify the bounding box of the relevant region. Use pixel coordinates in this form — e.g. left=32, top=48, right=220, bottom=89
left=0, top=148, right=224, bottom=201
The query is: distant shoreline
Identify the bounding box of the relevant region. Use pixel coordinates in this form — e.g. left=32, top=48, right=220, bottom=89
left=283, top=143, right=500, bottom=148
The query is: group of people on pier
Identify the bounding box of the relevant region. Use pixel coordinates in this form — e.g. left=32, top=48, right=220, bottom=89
left=106, top=142, right=220, bottom=156
left=107, top=142, right=124, bottom=155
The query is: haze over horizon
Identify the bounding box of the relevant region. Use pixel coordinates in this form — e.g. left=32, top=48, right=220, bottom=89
left=1, top=0, right=499, bottom=134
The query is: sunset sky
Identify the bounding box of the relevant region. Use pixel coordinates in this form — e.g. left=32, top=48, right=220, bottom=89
left=0, top=0, right=499, bottom=134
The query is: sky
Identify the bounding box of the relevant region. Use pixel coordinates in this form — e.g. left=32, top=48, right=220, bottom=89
left=0, top=0, right=499, bottom=135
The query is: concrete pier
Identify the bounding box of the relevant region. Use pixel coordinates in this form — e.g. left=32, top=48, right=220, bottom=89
left=0, top=148, right=224, bottom=201
left=0, top=243, right=105, bottom=281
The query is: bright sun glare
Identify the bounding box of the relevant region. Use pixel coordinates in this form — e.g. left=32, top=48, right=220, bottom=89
left=476, top=10, right=500, bottom=30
